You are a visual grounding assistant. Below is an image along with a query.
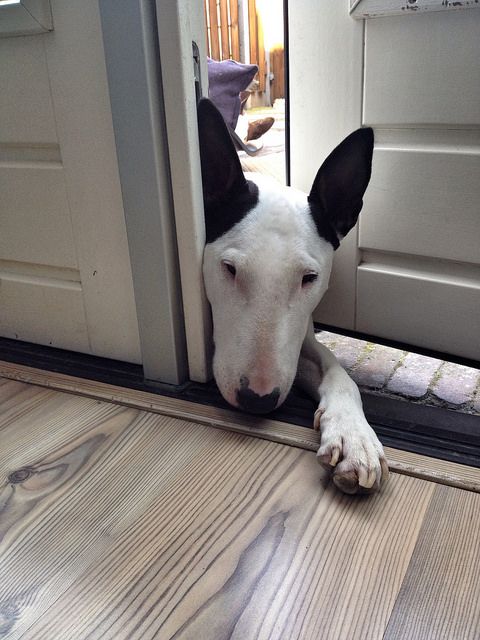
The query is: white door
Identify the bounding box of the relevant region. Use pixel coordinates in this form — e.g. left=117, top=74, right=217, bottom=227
left=0, top=0, right=141, bottom=363
left=289, top=3, right=480, bottom=361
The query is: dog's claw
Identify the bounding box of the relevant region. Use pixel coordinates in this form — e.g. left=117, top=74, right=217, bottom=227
left=333, top=467, right=364, bottom=495
left=329, top=447, right=341, bottom=467
left=332, top=458, right=387, bottom=495
left=315, top=409, right=389, bottom=495
left=313, top=406, right=325, bottom=432
left=358, top=466, right=378, bottom=489
left=316, top=444, right=340, bottom=468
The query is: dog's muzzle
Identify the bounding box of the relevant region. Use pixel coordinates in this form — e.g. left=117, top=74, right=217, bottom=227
left=235, top=376, right=281, bottom=414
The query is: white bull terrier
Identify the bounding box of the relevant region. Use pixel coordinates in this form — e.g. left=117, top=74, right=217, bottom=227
left=198, top=98, right=388, bottom=494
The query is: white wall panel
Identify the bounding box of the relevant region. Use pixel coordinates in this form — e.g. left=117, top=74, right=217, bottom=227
left=291, top=0, right=480, bottom=358
left=0, top=0, right=142, bottom=365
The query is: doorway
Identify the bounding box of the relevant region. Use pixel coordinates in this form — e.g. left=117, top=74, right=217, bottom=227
left=203, top=0, right=287, bottom=183
left=197, top=0, right=480, bottom=454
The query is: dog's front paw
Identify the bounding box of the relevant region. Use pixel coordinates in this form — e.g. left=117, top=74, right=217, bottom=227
left=315, top=409, right=389, bottom=495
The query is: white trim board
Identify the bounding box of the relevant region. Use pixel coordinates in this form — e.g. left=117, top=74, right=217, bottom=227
left=350, top=0, right=480, bottom=19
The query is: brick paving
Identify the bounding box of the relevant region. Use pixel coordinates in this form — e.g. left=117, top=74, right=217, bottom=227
left=387, top=352, right=443, bottom=399
left=473, top=389, right=480, bottom=414
left=351, top=344, right=403, bottom=389
left=433, top=361, right=480, bottom=406
left=320, top=333, right=368, bottom=371
left=315, top=330, right=480, bottom=416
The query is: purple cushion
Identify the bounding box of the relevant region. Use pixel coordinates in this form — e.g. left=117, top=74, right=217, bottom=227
left=207, top=58, right=258, bottom=130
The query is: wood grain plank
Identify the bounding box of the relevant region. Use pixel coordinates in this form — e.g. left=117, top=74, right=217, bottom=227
left=204, top=0, right=210, bottom=57
left=248, top=0, right=258, bottom=64
left=219, top=0, right=229, bottom=59
left=0, top=386, right=129, bottom=472
left=384, top=484, right=480, bottom=639
left=0, top=382, right=435, bottom=639
left=381, top=447, right=480, bottom=494
left=229, top=0, right=240, bottom=61
left=1, top=395, right=232, bottom=637
left=0, top=378, right=49, bottom=414
left=270, top=46, right=285, bottom=101
left=1, top=362, right=480, bottom=492
left=255, top=5, right=266, bottom=92
left=208, top=0, right=220, bottom=60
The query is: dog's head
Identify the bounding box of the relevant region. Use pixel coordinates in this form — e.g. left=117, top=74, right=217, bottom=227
left=198, top=98, right=373, bottom=413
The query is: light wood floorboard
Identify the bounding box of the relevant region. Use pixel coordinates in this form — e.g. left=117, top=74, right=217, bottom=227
left=1, top=379, right=480, bottom=638
left=1, top=361, right=480, bottom=492
left=384, top=484, right=480, bottom=640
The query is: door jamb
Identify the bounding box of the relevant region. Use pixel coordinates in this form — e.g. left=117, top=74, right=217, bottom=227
left=99, top=0, right=190, bottom=385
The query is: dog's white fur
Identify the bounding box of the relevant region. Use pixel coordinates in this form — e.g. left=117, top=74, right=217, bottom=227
left=200, top=100, right=388, bottom=494
left=204, top=173, right=333, bottom=408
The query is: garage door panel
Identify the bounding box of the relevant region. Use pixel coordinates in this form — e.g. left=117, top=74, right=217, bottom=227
left=360, top=148, right=480, bottom=264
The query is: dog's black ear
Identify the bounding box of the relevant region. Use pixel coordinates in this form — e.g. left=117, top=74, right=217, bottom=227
left=197, top=98, right=259, bottom=243
left=308, top=128, right=374, bottom=249
left=197, top=98, right=247, bottom=206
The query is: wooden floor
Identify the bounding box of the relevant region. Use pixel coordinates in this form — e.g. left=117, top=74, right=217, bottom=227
left=1, top=375, right=480, bottom=639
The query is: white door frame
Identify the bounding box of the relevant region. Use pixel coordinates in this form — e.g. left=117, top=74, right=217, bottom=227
left=154, top=0, right=212, bottom=383
left=99, top=0, right=211, bottom=385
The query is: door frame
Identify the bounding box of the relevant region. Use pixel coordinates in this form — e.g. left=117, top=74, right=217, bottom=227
left=99, top=0, right=212, bottom=385
left=154, top=0, right=212, bottom=383
left=98, top=0, right=371, bottom=383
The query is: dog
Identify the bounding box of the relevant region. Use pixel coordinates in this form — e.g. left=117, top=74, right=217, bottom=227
left=198, top=98, right=388, bottom=494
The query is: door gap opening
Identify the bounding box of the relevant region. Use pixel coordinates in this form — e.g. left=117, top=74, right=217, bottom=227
left=315, top=328, right=480, bottom=418
left=203, top=0, right=287, bottom=184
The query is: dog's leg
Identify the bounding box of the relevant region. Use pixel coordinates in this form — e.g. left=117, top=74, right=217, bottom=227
left=297, top=322, right=389, bottom=494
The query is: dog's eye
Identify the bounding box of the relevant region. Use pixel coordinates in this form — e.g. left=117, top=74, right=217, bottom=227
left=224, top=262, right=236, bottom=278
left=302, top=273, right=318, bottom=286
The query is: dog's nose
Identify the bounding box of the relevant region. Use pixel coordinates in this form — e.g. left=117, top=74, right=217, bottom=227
left=236, top=381, right=281, bottom=414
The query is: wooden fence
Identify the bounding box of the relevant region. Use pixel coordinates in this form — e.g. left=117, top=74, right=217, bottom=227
left=204, top=0, right=240, bottom=62
left=204, top=0, right=267, bottom=92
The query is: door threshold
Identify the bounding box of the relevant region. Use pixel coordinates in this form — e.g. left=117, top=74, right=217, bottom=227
left=1, top=349, right=480, bottom=494
left=1, top=337, right=480, bottom=469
